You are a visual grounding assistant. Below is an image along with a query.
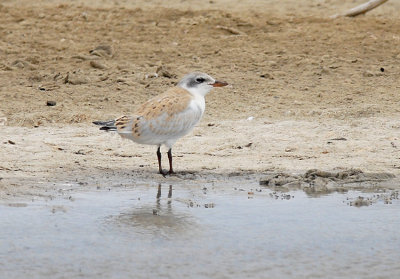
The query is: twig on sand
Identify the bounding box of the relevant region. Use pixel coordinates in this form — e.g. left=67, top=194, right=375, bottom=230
left=331, top=0, right=389, bottom=19
left=216, top=25, right=246, bottom=35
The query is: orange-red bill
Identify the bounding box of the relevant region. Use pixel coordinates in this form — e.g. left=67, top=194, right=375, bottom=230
left=212, top=80, right=228, bottom=87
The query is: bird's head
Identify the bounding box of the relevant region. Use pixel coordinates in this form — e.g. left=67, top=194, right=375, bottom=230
left=178, top=72, right=228, bottom=96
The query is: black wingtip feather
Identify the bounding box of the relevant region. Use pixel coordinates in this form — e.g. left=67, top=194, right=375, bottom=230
left=93, top=120, right=117, bottom=131
left=99, top=126, right=117, bottom=131
left=93, top=120, right=115, bottom=126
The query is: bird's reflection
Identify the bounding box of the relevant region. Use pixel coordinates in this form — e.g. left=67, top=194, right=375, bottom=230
left=111, top=184, right=198, bottom=238
left=154, top=184, right=172, bottom=215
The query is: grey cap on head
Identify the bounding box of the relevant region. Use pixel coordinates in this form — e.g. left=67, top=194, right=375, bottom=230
left=178, top=72, right=215, bottom=88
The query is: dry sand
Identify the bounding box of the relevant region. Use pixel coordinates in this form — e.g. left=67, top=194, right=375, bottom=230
left=0, top=0, right=399, bottom=199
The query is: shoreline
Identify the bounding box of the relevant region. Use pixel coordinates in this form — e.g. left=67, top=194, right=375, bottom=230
left=1, top=118, right=399, bottom=200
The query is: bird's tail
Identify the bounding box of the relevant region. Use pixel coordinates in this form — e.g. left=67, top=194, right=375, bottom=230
left=93, top=120, right=117, bottom=131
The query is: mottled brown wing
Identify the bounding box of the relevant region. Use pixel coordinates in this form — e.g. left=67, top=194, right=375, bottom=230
left=114, top=116, right=131, bottom=131
left=135, top=87, right=193, bottom=120
left=128, top=87, right=195, bottom=139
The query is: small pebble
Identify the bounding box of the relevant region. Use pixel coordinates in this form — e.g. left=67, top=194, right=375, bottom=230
left=81, top=12, right=88, bottom=20
left=90, top=60, right=107, bottom=69
left=0, top=117, right=7, bottom=126
left=260, top=73, right=274, bottom=79
left=89, top=45, right=113, bottom=58
left=64, top=72, right=90, bottom=85
left=156, top=66, right=176, bottom=78
left=46, top=101, right=56, bottom=106
left=363, top=71, right=374, bottom=77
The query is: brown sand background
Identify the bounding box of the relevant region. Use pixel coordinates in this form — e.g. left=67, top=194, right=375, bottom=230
left=0, top=0, right=399, bottom=199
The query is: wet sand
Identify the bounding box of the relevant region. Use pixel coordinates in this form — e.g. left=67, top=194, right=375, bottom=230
left=1, top=116, right=399, bottom=200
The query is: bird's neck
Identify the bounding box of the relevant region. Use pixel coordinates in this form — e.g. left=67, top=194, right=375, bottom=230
left=180, top=85, right=211, bottom=97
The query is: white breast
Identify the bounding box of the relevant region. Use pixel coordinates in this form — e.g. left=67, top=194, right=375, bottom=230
left=190, top=94, right=206, bottom=116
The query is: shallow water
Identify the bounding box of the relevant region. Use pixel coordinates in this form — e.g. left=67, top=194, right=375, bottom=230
left=1, top=183, right=399, bottom=279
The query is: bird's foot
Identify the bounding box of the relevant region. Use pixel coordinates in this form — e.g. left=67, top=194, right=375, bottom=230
left=159, top=169, right=175, bottom=177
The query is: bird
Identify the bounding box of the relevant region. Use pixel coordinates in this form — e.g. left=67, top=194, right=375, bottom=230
left=93, top=72, right=228, bottom=176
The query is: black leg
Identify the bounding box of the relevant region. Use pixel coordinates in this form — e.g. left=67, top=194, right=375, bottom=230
left=167, top=148, right=174, bottom=174
left=157, top=146, right=166, bottom=176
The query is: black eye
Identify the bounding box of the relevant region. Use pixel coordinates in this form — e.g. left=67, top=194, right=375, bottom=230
left=196, top=77, right=206, bottom=83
